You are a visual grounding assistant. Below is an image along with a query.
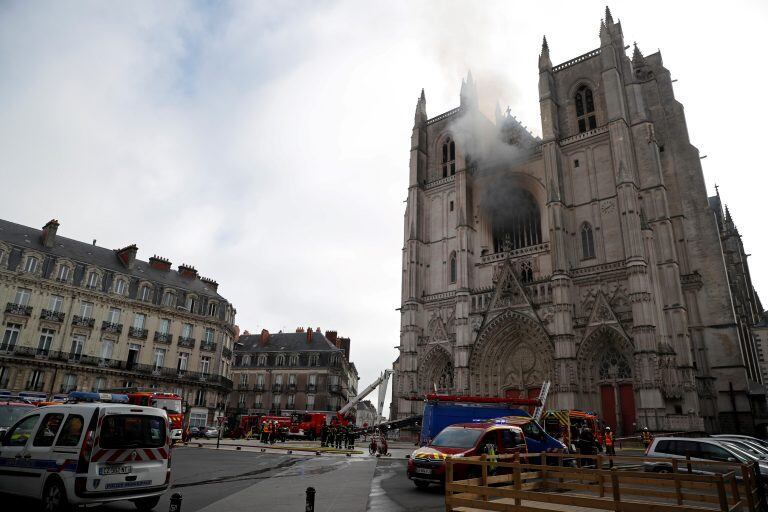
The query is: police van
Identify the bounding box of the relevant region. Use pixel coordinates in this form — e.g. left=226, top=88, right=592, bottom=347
left=0, top=391, right=171, bottom=511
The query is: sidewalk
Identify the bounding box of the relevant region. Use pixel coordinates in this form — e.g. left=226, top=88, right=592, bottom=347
left=196, top=456, right=378, bottom=512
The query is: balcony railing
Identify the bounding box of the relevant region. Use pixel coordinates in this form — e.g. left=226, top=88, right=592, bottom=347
left=287, top=383, right=297, bottom=391
left=0, top=346, right=233, bottom=389
left=128, top=327, right=148, bottom=340
left=200, top=341, right=216, bottom=352
left=6, top=303, right=32, bottom=316
left=72, top=315, right=95, bottom=328
left=178, top=337, right=195, bottom=349
left=101, top=321, right=123, bottom=334
left=154, top=331, right=172, bottom=344
left=222, top=347, right=232, bottom=359
left=40, top=309, right=65, bottom=322
left=272, top=384, right=283, bottom=393
left=254, top=384, right=265, bottom=391
left=328, top=384, right=341, bottom=393
left=25, top=382, right=45, bottom=391
left=253, top=403, right=263, bottom=409
left=307, top=384, right=317, bottom=393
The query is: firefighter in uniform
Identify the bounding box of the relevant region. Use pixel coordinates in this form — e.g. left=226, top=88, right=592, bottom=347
left=320, top=423, right=328, bottom=447
left=604, top=426, right=615, bottom=457
left=641, top=427, right=652, bottom=450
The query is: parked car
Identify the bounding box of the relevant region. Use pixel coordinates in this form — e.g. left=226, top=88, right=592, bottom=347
left=716, top=438, right=768, bottom=460
left=408, top=420, right=527, bottom=489
left=203, top=426, right=219, bottom=439
left=644, top=436, right=768, bottom=477
left=0, top=393, right=170, bottom=511
left=713, top=434, right=768, bottom=451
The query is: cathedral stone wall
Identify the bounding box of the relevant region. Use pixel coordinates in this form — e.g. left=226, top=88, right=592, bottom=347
left=392, top=8, right=766, bottom=435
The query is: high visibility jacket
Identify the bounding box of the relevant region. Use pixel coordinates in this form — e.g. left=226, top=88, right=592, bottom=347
left=487, top=445, right=497, bottom=471
left=605, top=432, right=614, bottom=446
left=641, top=431, right=651, bottom=443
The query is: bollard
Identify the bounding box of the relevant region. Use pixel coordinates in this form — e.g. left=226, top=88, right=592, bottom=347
left=169, top=493, right=182, bottom=512
left=305, top=487, right=316, bottom=512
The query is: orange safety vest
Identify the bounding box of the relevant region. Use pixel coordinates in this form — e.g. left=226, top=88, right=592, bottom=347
left=605, top=432, right=614, bottom=446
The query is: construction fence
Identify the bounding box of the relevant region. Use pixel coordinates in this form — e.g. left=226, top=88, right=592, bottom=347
left=444, top=452, right=766, bottom=512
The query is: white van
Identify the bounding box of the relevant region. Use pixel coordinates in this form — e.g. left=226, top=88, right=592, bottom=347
left=0, top=400, right=171, bottom=511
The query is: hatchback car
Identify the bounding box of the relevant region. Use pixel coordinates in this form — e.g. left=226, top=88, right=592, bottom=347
left=203, top=427, right=219, bottom=438
left=408, top=421, right=527, bottom=489
left=0, top=397, right=171, bottom=511
left=644, top=436, right=768, bottom=477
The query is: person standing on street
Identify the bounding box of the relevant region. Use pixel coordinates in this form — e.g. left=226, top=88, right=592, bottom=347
left=641, top=427, right=652, bottom=450
left=604, top=426, right=615, bottom=457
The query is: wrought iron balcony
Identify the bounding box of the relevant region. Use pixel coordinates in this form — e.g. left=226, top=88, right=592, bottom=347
left=25, top=382, right=45, bottom=391
left=328, top=384, right=341, bottom=393
left=307, top=384, right=317, bottom=393
left=154, top=331, right=172, bottom=344
left=6, top=303, right=32, bottom=316
left=253, top=403, right=263, bottom=409
left=200, top=341, right=216, bottom=352
left=222, top=347, right=232, bottom=359
left=72, top=315, right=95, bottom=328
left=178, top=336, right=195, bottom=349
left=272, top=384, right=283, bottom=393
left=101, top=321, right=123, bottom=334
left=128, top=327, right=148, bottom=340
left=40, top=309, right=65, bottom=322
left=35, top=348, right=51, bottom=358
left=254, top=384, right=265, bottom=391
left=287, top=383, right=297, bottom=391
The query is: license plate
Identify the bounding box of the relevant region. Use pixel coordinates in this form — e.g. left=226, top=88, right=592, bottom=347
left=415, top=468, right=432, bottom=474
left=100, top=465, right=132, bottom=475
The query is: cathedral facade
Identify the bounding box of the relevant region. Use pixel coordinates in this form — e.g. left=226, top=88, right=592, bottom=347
left=392, top=8, right=766, bottom=435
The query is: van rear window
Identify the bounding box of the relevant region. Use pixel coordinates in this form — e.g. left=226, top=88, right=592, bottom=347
left=100, top=415, right=166, bottom=449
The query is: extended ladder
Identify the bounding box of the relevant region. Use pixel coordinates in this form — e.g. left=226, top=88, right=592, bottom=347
left=532, top=380, right=551, bottom=422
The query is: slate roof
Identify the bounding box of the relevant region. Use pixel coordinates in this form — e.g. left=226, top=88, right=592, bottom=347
left=237, top=331, right=341, bottom=353
left=0, top=218, right=223, bottom=299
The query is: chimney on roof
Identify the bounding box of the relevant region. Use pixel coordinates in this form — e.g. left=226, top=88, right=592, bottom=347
left=178, top=264, right=197, bottom=279
left=201, top=276, right=219, bottom=292
left=338, top=336, right=351, bottom=361
left=296, top=327, right=305, bottom=333
left=41, top=219, right=59, bottom=248
left=307, top=328, right=313, bottom=343
left=149, top=255, right=172, bottom=271
left=116, top=244, right=138, bottom=269
left=260, top=329, right=270, bottom=345
left=325, top=330, right=338, bottom=344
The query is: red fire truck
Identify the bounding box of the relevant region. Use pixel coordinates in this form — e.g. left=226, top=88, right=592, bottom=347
left=109, top=388, right=184, bottom=442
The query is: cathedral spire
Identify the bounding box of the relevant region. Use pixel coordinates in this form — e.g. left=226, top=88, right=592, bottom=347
left=632, top=42, right=646, bottom=66
left=605, top=6, right=613, bottom=25
left=539, top=35, right=552, bottom=71
left=599, top=19, right=610, bottom=46
left=414, top=88, right=427, bottom=125
left=460, top=70, right=478, bottom=110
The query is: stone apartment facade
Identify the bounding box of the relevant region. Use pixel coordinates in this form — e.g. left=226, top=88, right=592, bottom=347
left=231, top=328, right=359, bottom=422
left=0, top=218, right=237, bottom=426
left=392, top=8, right=766, bottom=435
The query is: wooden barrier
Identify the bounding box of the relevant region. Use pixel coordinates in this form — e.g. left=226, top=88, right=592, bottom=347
left=444, top=452, right=762, bottom=512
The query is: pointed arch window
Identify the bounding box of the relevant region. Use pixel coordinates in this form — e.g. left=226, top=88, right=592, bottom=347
left=575, top=86, right=597, bottom=133
left=581, top=222, right=596, bottom=260
left=441, top=137, right=456, bottom=178
left=449, top=253, right=457, bottom=284
left=492, top=189, right=542, bottom=252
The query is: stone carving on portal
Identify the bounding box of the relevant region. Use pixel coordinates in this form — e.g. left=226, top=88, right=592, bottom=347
left=419, top=345, right=455, bottom=394
left=576, top=324, right=636, bottom=394
left=468, top=309, right=554, bottom=396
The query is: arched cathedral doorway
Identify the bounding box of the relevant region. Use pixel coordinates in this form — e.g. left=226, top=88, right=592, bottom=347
left=577, top=326, right=637, bottom=434
left=419, top=346, right=454, bottom=394
left=469, top=310, right=553, bottom=399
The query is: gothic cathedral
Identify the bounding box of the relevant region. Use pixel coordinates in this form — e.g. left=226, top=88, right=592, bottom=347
left=392, top=8, right=766, bottom=435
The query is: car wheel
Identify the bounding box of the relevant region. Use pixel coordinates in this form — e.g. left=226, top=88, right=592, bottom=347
left=655, top=466, right=671, bottom=474
left=42, top=478, right=69, bottom=512
left=133, top=496, right=161, bottom=511
left=414, top=480, right=430, bottom=489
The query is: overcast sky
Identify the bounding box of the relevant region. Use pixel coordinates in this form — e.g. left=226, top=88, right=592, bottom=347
left=1, top=1, right=766, bottom=413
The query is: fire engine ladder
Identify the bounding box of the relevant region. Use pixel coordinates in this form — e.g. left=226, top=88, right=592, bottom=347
left=532, top=380, right=551, bottom=422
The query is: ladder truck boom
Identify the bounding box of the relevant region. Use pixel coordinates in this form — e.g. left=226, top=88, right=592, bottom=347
left=337, top=369, right=393, bottom=417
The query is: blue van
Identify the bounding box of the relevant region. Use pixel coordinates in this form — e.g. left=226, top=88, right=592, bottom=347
left=419, top=400, right=566, bottom=453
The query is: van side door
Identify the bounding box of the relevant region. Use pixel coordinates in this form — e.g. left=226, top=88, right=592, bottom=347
left=0, top=413, right=41, bottom=496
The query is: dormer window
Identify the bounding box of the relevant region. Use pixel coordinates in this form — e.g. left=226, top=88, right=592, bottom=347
left=207, top=302, right=217, bottom=316
left=140, top=284, right=152, bottom=302
left=163, top=290, right=175, bottom=307
left=309, top=354, right=319, bottom=366
left=257, top=355, right=267, bottom=366
left=86, top=271, right=99, bottom=289
left=24, top=255, right=38, bottom=274
left=114, top=278, right=126, bottom=295
left=56, top=264, right=70, bottom=282
left=276, top=354, right=285, bottom=366
left=186, top=295, right=198, bottom=313
left=575, top=86, right=597, bottom=133
left=441, top=137, right=456, bottom=177
left=289, top=354, right=299, bottom=366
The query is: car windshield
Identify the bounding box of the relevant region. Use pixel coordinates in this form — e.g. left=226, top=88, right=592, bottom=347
left=728, top=440, right=766, bottom=457
left=151, top=399, right=181, bottom=414
left=722, top=442, right=758, bottom=462
left=100, top=414, right=166, bottom=448
left=431, top=427, right=484, bottom=448
left=0, top=405, right=33, bottom=427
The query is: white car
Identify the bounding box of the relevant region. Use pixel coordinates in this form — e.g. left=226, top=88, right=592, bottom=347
left=0, top=397, right=171, bottom=511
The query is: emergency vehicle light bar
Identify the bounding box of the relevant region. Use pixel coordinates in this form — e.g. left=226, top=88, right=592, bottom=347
left=67, top=391, right=129, bottom=403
